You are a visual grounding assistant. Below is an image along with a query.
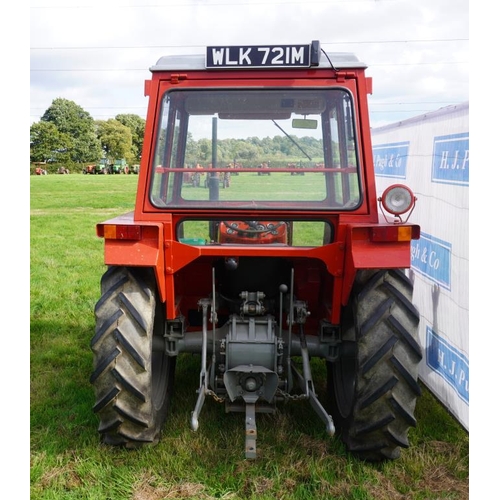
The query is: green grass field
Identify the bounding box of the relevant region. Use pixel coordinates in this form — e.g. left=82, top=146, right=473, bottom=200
left=30, top=174, right=468, bottom=500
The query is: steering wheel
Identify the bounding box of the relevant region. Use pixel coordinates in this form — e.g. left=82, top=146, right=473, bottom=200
left=222, top=221, right=286, bottom=235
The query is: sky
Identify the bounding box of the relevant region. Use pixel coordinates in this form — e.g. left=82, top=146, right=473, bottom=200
left=29, top=0, right=469, bottom=130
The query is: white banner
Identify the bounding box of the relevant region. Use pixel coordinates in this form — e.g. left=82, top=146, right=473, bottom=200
left=371, top=103, right=469, bottom=430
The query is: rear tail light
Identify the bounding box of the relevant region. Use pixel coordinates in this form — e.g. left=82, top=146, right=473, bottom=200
left=370, top=225, right=420, bottom=242
left=102, top=225, right=142, bottom=240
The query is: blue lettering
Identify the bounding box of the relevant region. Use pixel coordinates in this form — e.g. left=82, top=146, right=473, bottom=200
left=432, top=133, right=469, bottom=185
left=373, top=142, right=409, bottom=178
left=426, top=327, right=469, bottom=404
left=411, top=232, right=451, bottom=290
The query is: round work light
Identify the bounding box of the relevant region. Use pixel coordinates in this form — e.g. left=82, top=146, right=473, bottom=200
left=380, top=184, right=415, bottom=215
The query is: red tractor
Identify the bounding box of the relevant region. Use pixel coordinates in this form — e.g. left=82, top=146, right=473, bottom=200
left=34, top=165, right=47, bottom=175
left=82, top=165, right=96, bottom=174
left=91, top=41, right=422, bottom=461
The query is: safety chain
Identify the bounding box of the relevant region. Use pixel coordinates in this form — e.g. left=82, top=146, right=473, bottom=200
left=206, top=389, right=308, bottom=403
left=207, top=389, right=226, bottom=403
left=277, top=389, right=308, bottom=401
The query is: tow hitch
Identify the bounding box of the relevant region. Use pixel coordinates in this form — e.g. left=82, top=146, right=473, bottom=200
left=190, top=268, right=335, bottom=458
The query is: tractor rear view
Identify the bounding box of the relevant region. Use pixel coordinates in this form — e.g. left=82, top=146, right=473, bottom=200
left=111, top=158, right=128, bottom=174
left=91, top=41, right=422, bottom=461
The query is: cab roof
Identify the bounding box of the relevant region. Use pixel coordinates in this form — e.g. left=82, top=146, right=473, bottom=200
left=150, top=52, right=367, bottom=72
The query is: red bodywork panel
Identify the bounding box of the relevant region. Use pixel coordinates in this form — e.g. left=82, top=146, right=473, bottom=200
left=98, top=214, right=418, bottom=326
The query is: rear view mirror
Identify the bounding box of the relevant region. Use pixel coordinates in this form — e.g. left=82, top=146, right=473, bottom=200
left=292, top=118, right=318, bottom=130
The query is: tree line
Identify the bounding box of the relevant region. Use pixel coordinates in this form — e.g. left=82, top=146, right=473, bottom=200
left=30, top=98, right=325, bottom=171
left=30, top=98, right=145, bottom=168
left=184, top=135, right=324, bottom=167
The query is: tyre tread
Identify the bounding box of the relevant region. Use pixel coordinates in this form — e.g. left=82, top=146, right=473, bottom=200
left=91, top=266, right=176, bottom=448
left=330, top=268, right=422, bottom=462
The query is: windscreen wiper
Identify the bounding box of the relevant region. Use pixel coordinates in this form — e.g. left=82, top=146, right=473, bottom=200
left=272, top=120, right=312, bottom=160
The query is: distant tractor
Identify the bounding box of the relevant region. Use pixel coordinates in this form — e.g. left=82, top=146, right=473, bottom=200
left=33, top=162, right=47, bottom=175
left=111, top=158, right=128, bottom=174
left=289, top=162, right=305, bottom=175
left=82, top=159, right=110, bottom=174
left=83, top=165, right=96, bottom=174
left=96, top=158, right=110, bottom=174
left=122, top=163, right=141, bottom=174
left=257, top=161, right=271, bottom=175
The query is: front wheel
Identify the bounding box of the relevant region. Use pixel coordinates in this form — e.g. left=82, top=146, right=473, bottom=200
left=328, top=269, right=422, bottom=461
left=90, top=266, right=176, bottom=447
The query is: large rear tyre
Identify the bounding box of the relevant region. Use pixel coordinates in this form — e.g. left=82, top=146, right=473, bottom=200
left=90, top=266, right=176, bottom=447
left=328, top=269, right=422, bottom=461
